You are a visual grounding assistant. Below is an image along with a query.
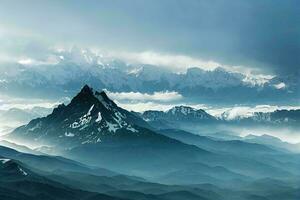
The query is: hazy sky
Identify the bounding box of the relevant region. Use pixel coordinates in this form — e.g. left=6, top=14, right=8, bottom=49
left=0, top=0, right=299, bottom=76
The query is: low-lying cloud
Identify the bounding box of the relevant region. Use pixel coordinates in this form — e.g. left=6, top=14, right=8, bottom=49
left=0, top=95, right=67, bottom=111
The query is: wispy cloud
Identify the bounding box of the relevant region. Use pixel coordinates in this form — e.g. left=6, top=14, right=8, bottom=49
left=273, top=82, right=286, bottom=89
left=114, top=101, right=209, bottom=113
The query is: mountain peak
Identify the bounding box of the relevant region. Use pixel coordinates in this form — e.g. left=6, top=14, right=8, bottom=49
left=78, top=85, right=110, bottom=102
left=10, top=85, right=152, bottom=146
left=80, top=84, right=94, bottom=94
left=70, top=85, right=96, bottom=106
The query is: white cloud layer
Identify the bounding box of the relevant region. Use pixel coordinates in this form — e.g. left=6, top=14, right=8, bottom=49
left=106, top=90, right=183, bottom=102
left=107, top=51, right=222, bottom=72
left=106, top=50, right=272, bottom=78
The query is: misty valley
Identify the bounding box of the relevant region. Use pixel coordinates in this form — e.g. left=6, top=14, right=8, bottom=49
left=0, top=85, right=299, bottom=200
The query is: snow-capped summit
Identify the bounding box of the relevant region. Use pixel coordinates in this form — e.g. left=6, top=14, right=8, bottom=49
left=9, top=85, right=150, bottom=147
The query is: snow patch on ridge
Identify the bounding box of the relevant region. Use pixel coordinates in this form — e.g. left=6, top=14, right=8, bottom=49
left=18, top=166, right=28, bottom=176
left=126, top=125, right=138, bottom=133
left=65, top=132, right=75, bottom=137
left=70, top=105, right=94, bottom=129
left=106, top=121, right=119, bottom=133
left=87, top=105, right=94, bottom=115
left=95, top=112, right=102, bottom=122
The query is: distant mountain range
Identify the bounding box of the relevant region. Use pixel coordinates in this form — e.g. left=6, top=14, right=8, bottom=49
left=143, top=106, right=216, bottom=122
left=0, top=48, right=298, bottom=104
left=243, top=109, right=300, bottom=125
left=140, top=106, right=300, bottom=130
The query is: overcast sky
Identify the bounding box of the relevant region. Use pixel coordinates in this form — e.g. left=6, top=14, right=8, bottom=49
left=0, top=0, right=299, bottom=76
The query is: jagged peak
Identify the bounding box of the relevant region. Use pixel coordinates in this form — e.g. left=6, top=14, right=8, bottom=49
left=78, top=85, right=110, bottom=100
left=80, top=84, right=94, bottom=94
left=69, top=85, right=96, bottom=106
left=69, top=85, right=116, bottom=111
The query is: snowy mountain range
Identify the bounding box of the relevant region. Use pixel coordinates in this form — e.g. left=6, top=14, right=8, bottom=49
left=141, top=105, right=299, bottom=128
left=0, top=48, right=298, bottom=104
left=140, top=106, right=217, bottom=129
left=143, top=106, right=216, bottom=122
